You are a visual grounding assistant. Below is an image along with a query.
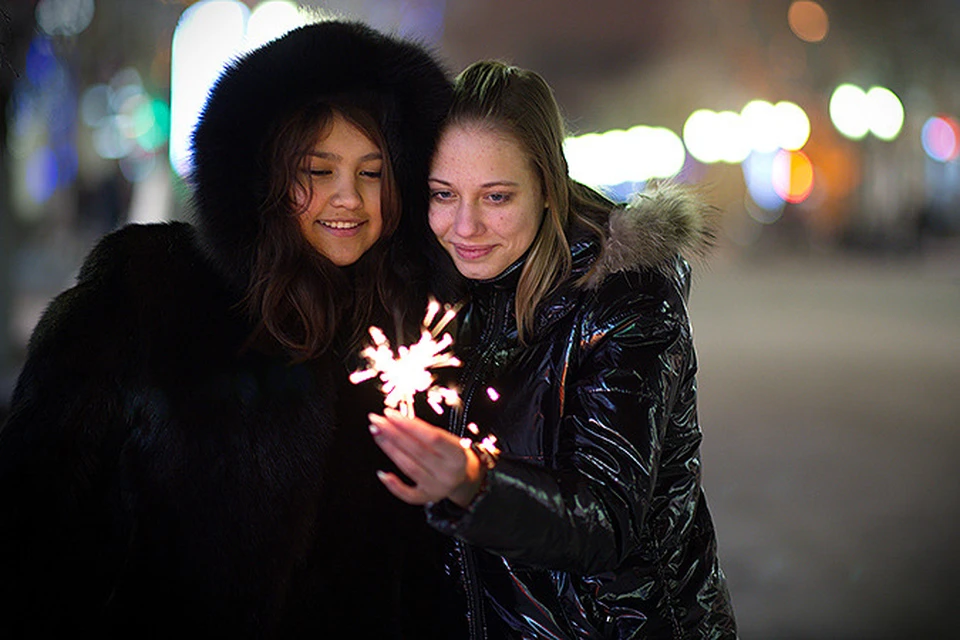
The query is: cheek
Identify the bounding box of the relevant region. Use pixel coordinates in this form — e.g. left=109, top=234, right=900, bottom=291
left=370, top=202, right=384, bottom=236
left=295, top=212, right=313, bottom=242
left=428, top=207, right=448, bottom=237
left=505, top=208, right=542, bottom=247
left=291, top=179, right=313, bottom=213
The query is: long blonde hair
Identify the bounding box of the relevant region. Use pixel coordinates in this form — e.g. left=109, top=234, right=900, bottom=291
left=446, top=61, right=612, bottom=341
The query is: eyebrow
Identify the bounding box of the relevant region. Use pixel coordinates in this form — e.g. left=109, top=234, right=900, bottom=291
left=308, top=151, right=383, bottom=162
left=429, top=178, right=520, bottom=188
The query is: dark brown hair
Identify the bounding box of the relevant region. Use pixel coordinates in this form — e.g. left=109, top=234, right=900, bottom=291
left=444, top=61, right=612, bottom=341
left=244, top=99, right=401, bottom=360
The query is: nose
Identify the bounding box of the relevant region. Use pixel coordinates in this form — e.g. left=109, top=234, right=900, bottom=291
left=452, top=201, right=484, bottom=237
left=330, top=175, right=362, bottom=210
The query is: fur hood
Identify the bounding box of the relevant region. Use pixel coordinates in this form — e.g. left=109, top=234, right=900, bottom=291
left=581, top=181, right=717, bottom=289
left=189, top=20, right=452, bottom=292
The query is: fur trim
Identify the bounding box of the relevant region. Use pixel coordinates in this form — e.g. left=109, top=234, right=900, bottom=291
left=582, top=182, right=717, bottom=289
left=189, top=21, right=452, bottom=291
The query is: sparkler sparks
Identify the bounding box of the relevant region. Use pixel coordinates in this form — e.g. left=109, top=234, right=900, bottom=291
left=349, top=298, right=462, bottom=418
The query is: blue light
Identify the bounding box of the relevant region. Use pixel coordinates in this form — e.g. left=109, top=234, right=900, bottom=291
left=25, top=146, right=59, bottom=204
left=25, top=37, right=58, bottom=88
left=55, top=142, right=78, bottom=187
left=742, top=150, right=786, bottom=213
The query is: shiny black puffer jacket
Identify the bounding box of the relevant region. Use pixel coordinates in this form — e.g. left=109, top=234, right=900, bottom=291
left=428, top=185, right=738, bottom=639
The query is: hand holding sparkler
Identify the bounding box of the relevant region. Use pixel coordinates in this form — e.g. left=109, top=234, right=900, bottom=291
left=355, top=298, right=499, bottom=506
left=369, top=408, right=489, bottom=507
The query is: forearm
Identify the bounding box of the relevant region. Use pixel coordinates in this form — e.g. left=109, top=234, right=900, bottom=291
left=426, top=456, right=631, bottom=574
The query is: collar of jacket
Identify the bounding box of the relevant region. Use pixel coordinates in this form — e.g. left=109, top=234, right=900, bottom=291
left=459, top=181, right=714, bottom=338
left=466, top=249, right=528, bottom=293
left=580, top=180, right=717, bottom=290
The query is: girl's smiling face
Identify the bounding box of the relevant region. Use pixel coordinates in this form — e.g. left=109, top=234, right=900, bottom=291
left=428, top=124, right=546, bottom=280
left=295, top=112, right=384, bottom=266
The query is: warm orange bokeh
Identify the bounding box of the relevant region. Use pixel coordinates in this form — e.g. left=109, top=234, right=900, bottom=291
left=773, top=150, right=814, bottom=203
left=788, top=1, right=829, bottom=43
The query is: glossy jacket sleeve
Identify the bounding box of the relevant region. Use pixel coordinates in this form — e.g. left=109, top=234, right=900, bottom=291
left=427, top=266, right=697, bottom=575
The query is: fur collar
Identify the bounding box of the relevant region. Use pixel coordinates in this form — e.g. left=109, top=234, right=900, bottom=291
left=581, top=182, right=717, bottom=289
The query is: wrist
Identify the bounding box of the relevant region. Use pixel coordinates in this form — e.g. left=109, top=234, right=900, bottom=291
left=449, top=442, right=498, bottom=508
left=449, top=448, right=486, bottom=507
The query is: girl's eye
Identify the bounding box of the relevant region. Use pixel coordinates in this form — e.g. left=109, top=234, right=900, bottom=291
left=486, top=192, right=510, bottom=204
left=431, top=190, right=455, bottom=201
left=305, top=168, right=332, bottom=177
left=360, top=170, right=382, bottom=179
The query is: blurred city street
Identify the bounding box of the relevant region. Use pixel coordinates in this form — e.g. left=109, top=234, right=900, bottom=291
left=690, top=249, right=960, bottom=639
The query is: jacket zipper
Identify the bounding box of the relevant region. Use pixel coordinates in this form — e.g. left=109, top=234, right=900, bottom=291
left=452, top=286, right=514, bottom=640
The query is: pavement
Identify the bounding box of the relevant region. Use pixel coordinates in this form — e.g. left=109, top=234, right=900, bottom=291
left=688, top=249, right=960, bottom=639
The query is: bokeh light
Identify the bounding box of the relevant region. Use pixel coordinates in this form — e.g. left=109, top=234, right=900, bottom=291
left=244, top=1, right=306, bottom=52
left=865, top=86, right=904, bottom=141
left=79, top=67, right=171, bottom=180
left=829, top=84, right=869, bottom=140
left=136, top=100, right=172, bottom=152
left=170, top=0, right=250, bottom=177
left=169, top=0, right=308, bottom=177
left=830, top=83, right=904, bottom=141
left=788, top=1, right=829, bottom=43
left=25, top=37, right=59, bottom=88
left=683, top=109, right=720, bottom=164
left=36, top=0, right=95, bottom=37
left=743, top=151, right=786, bottom=213
left=683, top=109, right=750, bottom=164
left=565, top=125, right=685, bottom=189
left=774, top=101, right=811, bottom=150
left=740, top=101, right=781, bottom=154
left=772, top=149, right=815, bottom=203
left=80, top=84, right=110, bottom=127
left=24, top=146, right=59, bottom=204
left=921, top=115, right=960, bottom=162
left=10, top=34, right=79, bottom=208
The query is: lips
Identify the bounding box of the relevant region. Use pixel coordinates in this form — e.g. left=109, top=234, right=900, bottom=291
left=452, top=243, right=494, bottom=260
left=319, top=220, right=364, bottom=230
left=318, top=219, right=366, bottom=237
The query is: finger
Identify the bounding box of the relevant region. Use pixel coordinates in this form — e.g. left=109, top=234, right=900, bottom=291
left=372, top=413, right=471, bottom=496
left=381, top=408, right=464, bottom=460
left=370, top=423, right=434, bottom=487
left=376, top=471, right=430, bottom=505
left=370, top=415, right=434, bottom=468
left=371, top=413, right=451, bottom=473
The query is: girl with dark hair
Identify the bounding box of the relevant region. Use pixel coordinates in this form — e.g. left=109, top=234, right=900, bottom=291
left=0, top=21, right=464, bottom=638
left=370, top=60, right=738, bottom=638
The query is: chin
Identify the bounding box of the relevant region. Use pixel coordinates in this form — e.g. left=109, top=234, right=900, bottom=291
left=457, top=265, right=495, bottom=280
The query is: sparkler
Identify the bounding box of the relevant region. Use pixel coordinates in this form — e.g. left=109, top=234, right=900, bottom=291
left=349, top=298, right=462, bottom=418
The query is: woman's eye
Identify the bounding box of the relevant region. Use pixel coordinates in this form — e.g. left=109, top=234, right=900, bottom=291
left=430, top=190, right=454, bottom=201
left=360, top=170, right=382, bottom=179
left=486, top=192, right=510, bottom=204
left=305, top=168, right=332, bottom=177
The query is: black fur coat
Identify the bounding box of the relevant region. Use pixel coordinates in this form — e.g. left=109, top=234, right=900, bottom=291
left=0, top=22, right=464, bottom=638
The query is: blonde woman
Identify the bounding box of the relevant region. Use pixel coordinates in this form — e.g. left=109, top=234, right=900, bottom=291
left=371, top=61, right=737, bottom=639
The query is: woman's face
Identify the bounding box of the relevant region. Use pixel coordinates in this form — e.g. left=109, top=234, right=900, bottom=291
left=295, top=113, right=384, bottom=266
left=428, top=124, right=545, bottom=280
